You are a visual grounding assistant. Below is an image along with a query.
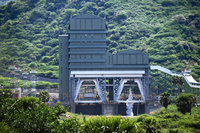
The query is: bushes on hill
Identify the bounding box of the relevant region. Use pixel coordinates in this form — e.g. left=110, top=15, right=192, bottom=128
left=172, top=15, right=186, bottom=24
left=36, top=81, right=59, bottom=89
left=115, top=13, right=128, bottom=22
left=161, top=0, right=175, bottom=7
left=104, top=2, right=112, bottom=8
left=0, top=0, right=200, bottom=82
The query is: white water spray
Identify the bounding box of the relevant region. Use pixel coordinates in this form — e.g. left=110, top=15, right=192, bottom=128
left=126, top=88, right=134, bottom=116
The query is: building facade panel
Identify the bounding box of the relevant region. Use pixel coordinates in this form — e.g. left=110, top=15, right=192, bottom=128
left=59, top=35, right=69, bottom=100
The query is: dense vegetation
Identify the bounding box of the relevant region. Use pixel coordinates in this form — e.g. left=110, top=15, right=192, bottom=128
left=0, top=75, right=58, bottom=89
left=38, top=90, right=50, bottom=102
left=0, top=89, right=66, bottom=133
left=159, top=92, right=172, bottom=110
left=0, top=0, right=200, bottom=79
left=176, top=93, right=196, bottom=115
left=0, top=0, right=14, bottom=6
left=1, top=89, right=200, bottom=132
left=153, top=105, right=200, bottom=132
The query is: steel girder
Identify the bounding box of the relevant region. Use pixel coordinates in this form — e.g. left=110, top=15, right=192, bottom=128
left=70, top=78, right=107, bottom=103
left=70, top=74, right=149, bottom=104
left=113, top=78, right=147, bottom=103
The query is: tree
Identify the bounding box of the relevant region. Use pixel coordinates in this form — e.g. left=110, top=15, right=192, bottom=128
left=176, top=93, right=196, bottom=115
left=171, top=76, right=179, bottom=85
left=179, top=77, right=184, bottom=93
left=38, top=91, right=50, bottom=103
left=178, top=77, right=184, bottom=86
left=172, top=76, right=184, bottom=95
left=172, top=76, right=184, bottom=86
left=160, top=92, right=172, bottom=110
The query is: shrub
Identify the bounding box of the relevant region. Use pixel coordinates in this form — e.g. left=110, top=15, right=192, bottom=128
left=168, top=129, right=181, bottom=133
left=18, top=96, right=41, bottom=111
left=36, top=72, right=46, bottom=77
left=161, top=0, right=175, bottom=6
left=81, top=116, right=142, bottom=132
left=98, top=11, right=108, bottom=18
left=163, top=113, right=181, bottom=120
left=137, top=114, right=161, bottom=132
left=41, top=56, right=52, bottom=63
left=50, top=83, right=59, bottom=88
left=0, top=97, right=67, bottom=132
left=0, top=122, right=15, bottom=133
left=47, top=39, right=58, bottom=47
left=104, top=2, right=112, bottom=8
left=57, top=117, right=80, bottom=132
left=53, top=102, right=66, bottom=116
left=172, top=15, right=186, bottom=24
left=7, top=102, right=60, bottom=133
left=28, top=62, right=37, bottom=68
left=36, top=81, right=51, bottom=89
left=140, top=116, right=161, bottom=133
left=137, top=114, right=150, bottom=123
left=176, top=93, right=196, bottom=115
left=38, top=91, right=50, bottom=103
left=85, top=2, right=97, bottom=11
left=110, top=33, right=120, bottom=41
left=45, top=71, right=53, bottom=77
left=115, top=13, right=128, bottom=21
left=185, top=120, right=200, bottom=129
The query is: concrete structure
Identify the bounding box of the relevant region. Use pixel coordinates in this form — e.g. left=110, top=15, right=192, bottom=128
left=59, top=14, right=150, bottom=115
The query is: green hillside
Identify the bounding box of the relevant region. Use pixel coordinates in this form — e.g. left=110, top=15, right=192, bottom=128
left=0, top=0, right=15, bottom=6
left=0, top=0, right=200, bottom=79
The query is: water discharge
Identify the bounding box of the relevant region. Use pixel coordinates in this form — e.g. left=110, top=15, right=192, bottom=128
left=126, top=88, right=134, bottom=116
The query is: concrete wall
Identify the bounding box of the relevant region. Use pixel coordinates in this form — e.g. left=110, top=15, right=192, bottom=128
left=102, top=104, right=118, bottom=115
